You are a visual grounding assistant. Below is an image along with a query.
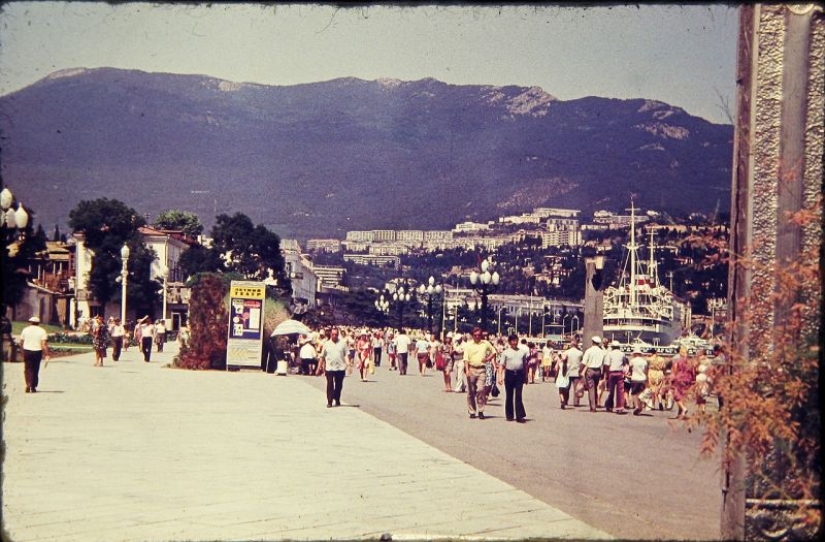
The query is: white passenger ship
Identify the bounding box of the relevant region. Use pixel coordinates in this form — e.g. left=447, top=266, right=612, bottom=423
left=602, top=201, right=688, bottom=347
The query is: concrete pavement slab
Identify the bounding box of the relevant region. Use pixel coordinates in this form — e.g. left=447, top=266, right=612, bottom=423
left=3, top=343, right=611, bottom=541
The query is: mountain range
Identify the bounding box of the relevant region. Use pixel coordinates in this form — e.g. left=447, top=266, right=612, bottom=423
left=0, top=67, right=732, bottom=240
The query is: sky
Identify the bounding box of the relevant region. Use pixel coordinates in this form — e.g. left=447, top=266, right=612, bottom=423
left=0, top=2, right=739, bottom=124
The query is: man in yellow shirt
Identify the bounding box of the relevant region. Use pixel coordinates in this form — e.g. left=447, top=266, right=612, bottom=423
left=463, top=327, right=497, bottom=419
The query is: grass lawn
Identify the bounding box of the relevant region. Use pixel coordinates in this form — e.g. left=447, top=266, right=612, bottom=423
left=10, top=321, right=93, bottom=357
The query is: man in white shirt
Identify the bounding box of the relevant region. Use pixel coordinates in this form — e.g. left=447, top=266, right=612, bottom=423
left=318, top=327, right=351, bottom=407
left=628, top=345, right=649, bottom=415
left=298, top=335, right=318, bottom=375
left=393, top=329, right=412, bottom=376
left=371, top=332, right=384, bottom=367
left=580, top=335, right=606, bottom=412
left=19, top=316, right=50, bottom=393
left=497, top=333, right=530, bottom=422
left=562, top=339, right=584, bottom=406
left=110, top=317, right=126, bottom=361
left=604, top=340, right=629, bottom=414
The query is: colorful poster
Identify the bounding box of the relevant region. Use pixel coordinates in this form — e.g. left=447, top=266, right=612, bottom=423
left=226, top=281, right=266, bottom=368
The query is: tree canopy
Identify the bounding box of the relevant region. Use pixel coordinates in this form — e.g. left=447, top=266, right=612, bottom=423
left=68, top=198, right=160, bottom=311
left=153, top=209, right=204, bottom=238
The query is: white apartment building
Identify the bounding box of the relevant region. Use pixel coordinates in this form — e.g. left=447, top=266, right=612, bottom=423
left=306, top=239, right=342, bottom=252
left=499, top=214, right=542, bottom=225
left=396, top=230, right=425, bottom=245
left=343, top=254, right=400, bottom=267
left=372, top=230, right=397, bottom=242
left=533, top=208, right=581, bottom=219
left=345, top=230, right=375, bottom=242
left=369, top=243, right=409, bottom=256
left=452, top=221, right=491, bottom=233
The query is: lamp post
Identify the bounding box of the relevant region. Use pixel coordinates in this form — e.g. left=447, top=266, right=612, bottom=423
left=497, top=306, right=507, bottom=335
left=374, top=293, right=390, bottom=326
left=1, top=188, right=28, bottom=357
left=417, top=276, right=443, bottom=336
left=392, top=284, right=412, bottom=330
left=159, top=264, right=169, bottom=326
left=469, top=257, right=500, bottom=333
left=563, top=313, right=571, bottom=338
left=120, top=243, right=130, bottom=324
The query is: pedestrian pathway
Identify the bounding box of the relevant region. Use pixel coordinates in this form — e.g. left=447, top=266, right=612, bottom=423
left=2, top=343, right=612, bottom=541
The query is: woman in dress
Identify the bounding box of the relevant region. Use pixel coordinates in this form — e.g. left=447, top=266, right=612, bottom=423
left=437, top=335, right=455, bottom=392
left=526, top=342, right=540, bottom=384
left=356, top=331, right=372, bottom=381
left=91, top=315, right=109, bottom=367
left=555, top=354, right=571, bottom=409
left=670, top=348, right=696, bottom=419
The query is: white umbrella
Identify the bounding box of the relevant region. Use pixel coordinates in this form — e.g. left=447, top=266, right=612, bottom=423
left=270, top=319, right=311, bottom=337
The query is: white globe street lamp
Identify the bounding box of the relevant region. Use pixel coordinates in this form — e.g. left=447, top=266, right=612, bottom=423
left=120, top=244, right=130, bottom=323
left=469, top=257, right=500, bottom=333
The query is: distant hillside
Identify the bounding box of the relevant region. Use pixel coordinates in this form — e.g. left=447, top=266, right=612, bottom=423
left=0, top=67, right=732, bottom=239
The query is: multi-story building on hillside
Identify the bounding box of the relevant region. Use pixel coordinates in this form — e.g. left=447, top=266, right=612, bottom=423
left=345, top=230, right=375, bottom=243
left=452, top=221, right=491, bottom=234
left=306, top=239, right=342, bottom=252
left=71, top=227, right=195, bottom=329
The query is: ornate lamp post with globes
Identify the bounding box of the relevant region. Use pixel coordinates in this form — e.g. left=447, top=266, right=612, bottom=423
left=374, top=293, right=390, bottom=326
left=119, top=243, right=130, bottom=324
left=469, top=257, right=500, bottom=334
left=392, top=284, right=412, bottom=330
left=417, top=276, right=443, bottom=336
left=1, top=188, right=29, bottom=309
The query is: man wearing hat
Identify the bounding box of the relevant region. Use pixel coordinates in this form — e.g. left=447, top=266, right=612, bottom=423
left=604, top=340, right=629, bottom=414
left=18, top=316, right=50, bottom=393
left=580, top=335, right=606, bottom=412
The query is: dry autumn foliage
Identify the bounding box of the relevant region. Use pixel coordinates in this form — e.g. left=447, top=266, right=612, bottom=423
left=688, top=195, right=822, bottom=529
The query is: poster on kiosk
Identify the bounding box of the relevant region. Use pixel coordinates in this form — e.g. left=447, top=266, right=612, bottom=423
left=226, top=281, right=266, bottom=369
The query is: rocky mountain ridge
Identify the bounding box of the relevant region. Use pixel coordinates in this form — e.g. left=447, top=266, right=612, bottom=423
left=0, top=67, right=732, bottom=239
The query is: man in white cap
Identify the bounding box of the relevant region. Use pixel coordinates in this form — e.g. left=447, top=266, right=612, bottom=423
left=18, top=316, right=50, bottom=393
left=580, top=335, right=606, bottom=412
left=604, top=340, right=629, bottom=414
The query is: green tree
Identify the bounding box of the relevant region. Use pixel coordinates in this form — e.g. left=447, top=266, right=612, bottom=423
left=2, top=207, right=47, bottom=319
left=176, top=273, right=228, bottom=370
left=210, top=212, right=284, bottom=281
left=68, top=198, right=160, bottom=310
left=153, top=209, right=204, bottom=238
left=178, top=244, right=224, bottom=280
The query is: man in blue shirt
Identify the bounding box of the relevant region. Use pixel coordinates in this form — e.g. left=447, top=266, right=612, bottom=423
left=497, top=333, right=530, bottom=422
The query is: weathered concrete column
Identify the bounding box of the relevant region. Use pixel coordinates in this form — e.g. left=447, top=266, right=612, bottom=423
left=582, top=258, right=604, bottom=344
left=723, top=4, right=823, bottom=540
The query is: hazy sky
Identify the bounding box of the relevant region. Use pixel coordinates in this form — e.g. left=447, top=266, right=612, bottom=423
left=0, top=2, right=738, bottom=123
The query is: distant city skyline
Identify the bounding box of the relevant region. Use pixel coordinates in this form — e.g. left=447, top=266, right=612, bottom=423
left=0, top=2, right=738, bottom=124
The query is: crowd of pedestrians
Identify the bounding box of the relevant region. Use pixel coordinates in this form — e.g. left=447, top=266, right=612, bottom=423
left=16, top=312, right=724, bottom=424
left=282, top=323, right=725, bottom=422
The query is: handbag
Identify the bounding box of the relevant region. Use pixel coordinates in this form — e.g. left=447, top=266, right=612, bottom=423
left=575, top=379, right=586, bottom=398
left=491, top=381, right=500, bottom=397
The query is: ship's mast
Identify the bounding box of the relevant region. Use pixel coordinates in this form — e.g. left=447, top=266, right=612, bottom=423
left=628, top=199, right=638, bottom=307
left=649, top=227, right=656, bottom=285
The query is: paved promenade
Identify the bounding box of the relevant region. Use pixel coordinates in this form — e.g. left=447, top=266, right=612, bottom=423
left=2, top=343, right=612, bottom=541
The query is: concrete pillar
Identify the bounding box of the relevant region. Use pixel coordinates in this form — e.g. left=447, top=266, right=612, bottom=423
left=723, top=4, right=823, bottom=540
left=582, top=259, right=604, bottom=344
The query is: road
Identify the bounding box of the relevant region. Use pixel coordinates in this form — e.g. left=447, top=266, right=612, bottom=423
left=300, top=364, right=723, bottom=541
